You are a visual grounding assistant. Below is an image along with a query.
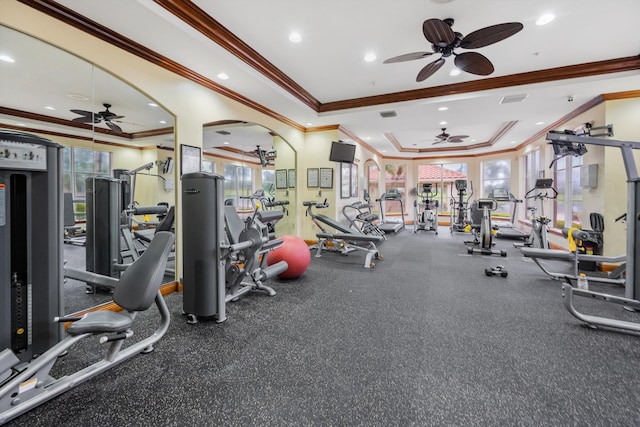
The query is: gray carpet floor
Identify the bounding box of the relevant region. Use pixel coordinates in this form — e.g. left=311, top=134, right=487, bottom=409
left=7, top=228, right=640, bottom=426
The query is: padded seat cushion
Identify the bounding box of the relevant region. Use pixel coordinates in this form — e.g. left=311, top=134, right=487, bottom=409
left=66, top=310, right=133, bottom=336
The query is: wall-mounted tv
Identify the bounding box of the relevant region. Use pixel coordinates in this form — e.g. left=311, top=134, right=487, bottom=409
left=329, top=141, right=356, bottom=163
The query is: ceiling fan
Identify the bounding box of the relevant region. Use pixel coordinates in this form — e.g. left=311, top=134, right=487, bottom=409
left=384, top=18, right=523, bottom=82
left=70, top=103, right=125, bottom=133
left=432, top=128, right=468, bottom=145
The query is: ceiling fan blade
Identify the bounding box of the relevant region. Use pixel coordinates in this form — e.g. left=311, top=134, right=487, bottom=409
left=71, top=116, right=98, bottom=124
left=447, top=138, right=467, bottom=143
left=105, top=121, right=123, bottom=133
left=449, top=135, right=469, bottom=140
left=454, top=52, right=494, bottom=76
left=460, top=22, right=523, bottom=49
left=416, top=58, right=445, bottom=82
left=383, top=51, right=434, bottom=63
left=423, top=19, right=455, bottom=47
left=432, top=140, right=445, bottom=145
left=70, top=109, right=93, bottom=116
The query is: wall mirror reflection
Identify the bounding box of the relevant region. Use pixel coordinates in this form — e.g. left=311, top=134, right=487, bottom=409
left=202, top=121, right=297, bottom=237
left=0, top=25, right=176, bottom=315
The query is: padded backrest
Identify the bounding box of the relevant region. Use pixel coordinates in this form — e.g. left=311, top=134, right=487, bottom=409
left=224, top=205, right=245, bottom=244
left=113, top=231, right=175, bottom=312
left=155, top=206, right=175, bottom=233
left=590, top=212, right=605, bottom=233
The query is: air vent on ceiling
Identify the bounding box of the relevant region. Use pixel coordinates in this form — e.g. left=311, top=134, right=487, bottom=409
left=380, top=110, right=398, bottom=118
left=500, top=94, right=528, bottom=104
left=215, top=130, right=231, bottom=135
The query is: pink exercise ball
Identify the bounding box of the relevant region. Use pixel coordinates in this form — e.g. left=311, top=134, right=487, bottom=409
left=267, top=235, right=311, bottom=279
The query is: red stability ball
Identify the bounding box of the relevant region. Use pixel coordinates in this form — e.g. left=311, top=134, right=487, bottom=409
left=267, top=235, right=311, bottom=279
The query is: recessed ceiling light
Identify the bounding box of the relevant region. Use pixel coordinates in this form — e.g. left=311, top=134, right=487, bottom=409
left=159, top=120, right=167, bottom=124
left=364, top=52, right=377, bottom=62
left=449, top=68, right=461, bottom=76
left=67, top=93, right=90, bottom=101
left=438, top=106, right=448, bottom=111
left=439, top=121, right=447, bottom=125
left=471, top=139, right=477, bottom=142
left=365, top=137, right=371, bottom=141
left=306, top=122, right=313, bottom=126
left=288, top=32, right=302, bottom=43
left=17, top=123, right=26, bottom=127
left=536, top=13, right=555, bottom=26
left=148, top=102, right=159, bottom=107
left=510, top=141, right=517, bottom=144
left=223, top=141, right=230, bottom=145
left=536, top=121, right=545, bottom=125
left=0, top=54, right=15, bottom=63
left=217, top=72, right=229, bottom=80
left=44, top=106, right=55, bottom=110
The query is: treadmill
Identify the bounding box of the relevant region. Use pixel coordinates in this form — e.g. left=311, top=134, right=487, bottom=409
left=377, top=188, right=406, bottom=233
left=490, top=188, right=528, bottom=240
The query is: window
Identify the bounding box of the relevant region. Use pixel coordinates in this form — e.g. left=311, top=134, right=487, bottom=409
left=63, top=146, right=111, bottom=222
left=202, top=159, right=214, bottom=173
left=417, top=163, right=468, bottom=214
left=524, top=150, right=540, bottom=219
left=482, top=159, right=511, bottom=216
left=261, top=169, right=275, bottom=194
left=224, top=164, right=253, bottom=211
left=554, top=155, right=583, bottom=228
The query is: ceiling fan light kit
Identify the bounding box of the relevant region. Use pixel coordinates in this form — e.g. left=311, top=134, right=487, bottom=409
left=384, top=18, right=523, bottom=82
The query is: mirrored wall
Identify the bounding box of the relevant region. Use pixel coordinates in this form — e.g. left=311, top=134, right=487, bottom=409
left=0, top=25, right=176, bottom=314
left=202, top=121, right=297, bottom=236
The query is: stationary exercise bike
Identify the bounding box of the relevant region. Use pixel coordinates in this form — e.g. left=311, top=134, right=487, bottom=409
left=0, top=232, right=175, bottom=425
left=413, top=183, right=439, bottom=234
left=515, top=178, right=557, bottom=249
left=466, top=199, right=507, bottom=257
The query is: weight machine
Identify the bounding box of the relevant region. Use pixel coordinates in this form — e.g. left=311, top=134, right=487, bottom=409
left=545, top=127, right=640, bottom=334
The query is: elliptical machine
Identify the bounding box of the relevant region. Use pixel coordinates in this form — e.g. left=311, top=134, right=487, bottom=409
left=465, top=198, right=507, bottom=257
left=515, top=178, right=557, bottom=249
left=413, top=183, right=439, bottom=234
left=450, top=179, right=473, bottom=233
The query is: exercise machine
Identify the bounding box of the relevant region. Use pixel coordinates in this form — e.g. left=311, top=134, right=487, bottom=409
left=545, top=127, right=640, bottom=334
left=465, top=199, right=507, bottom=257
left=181, top=172, right=287, bottom=324
left=342, top=193, right=385, bottom=238
left=1, top=130, right=63, bottom=363
left=376, top=189, right=405, bottom=233
left=450, top=179, right=473, bottom=233
left=304, top=199, right=383, bottom=268
left=0, top=231, right=175, bottom=425
left=490, top=188, right=527, bottom=241
left=413, top=183, right=439, bottom=234
left=514, top=178, right=557, bottom=249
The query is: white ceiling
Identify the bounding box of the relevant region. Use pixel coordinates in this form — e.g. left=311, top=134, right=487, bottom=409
left=3, top=0, right=640, bottom=157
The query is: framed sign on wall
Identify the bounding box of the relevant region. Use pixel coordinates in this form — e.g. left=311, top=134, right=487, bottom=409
left=180, top=144, right=201, bottom=176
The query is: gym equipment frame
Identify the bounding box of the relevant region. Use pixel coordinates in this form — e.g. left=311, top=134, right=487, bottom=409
left=546, top=130, right=640, bottom=334
left=413, top=183, right=439, bottom=234
left=0, top=231, right=175, bottom=425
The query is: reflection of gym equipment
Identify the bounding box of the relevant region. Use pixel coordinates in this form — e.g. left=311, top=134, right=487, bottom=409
left=0, top=231, right=175, bottom=425
left=63, top=192, right=86, bottom=245
left=342, top=193, right=386, bottom=238
left=304, top=200, right=384, bottom=268
left=465, top=199, right=507, bottom=257
left=413, top=183, right=439, bottom=234
left=376, top=189, right=406, bottom=233
left=514, top=178, right=557, bottom=249
left=450, top=179, right=473, bottom=233
left=181, top=172, right=288, bottom=324
left=490, top=188, right=527, bottom=241
left=1, top=130, right=64, bottom=363
left=545, top=130, right=640, bottom=335
left=245, top=187, right=289, bottom=238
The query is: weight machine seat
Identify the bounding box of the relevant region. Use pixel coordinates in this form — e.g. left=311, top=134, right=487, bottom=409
left=66, top=231, right=175, bottom=336
left=316, top=232, right=383, bottom=243
left=521, top=247, right=625, bottom=264
left=256, top=209, right=284, bottom=224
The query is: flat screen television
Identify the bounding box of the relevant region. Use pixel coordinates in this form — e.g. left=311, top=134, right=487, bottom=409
left=329, top=141, right=356, bottom=163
